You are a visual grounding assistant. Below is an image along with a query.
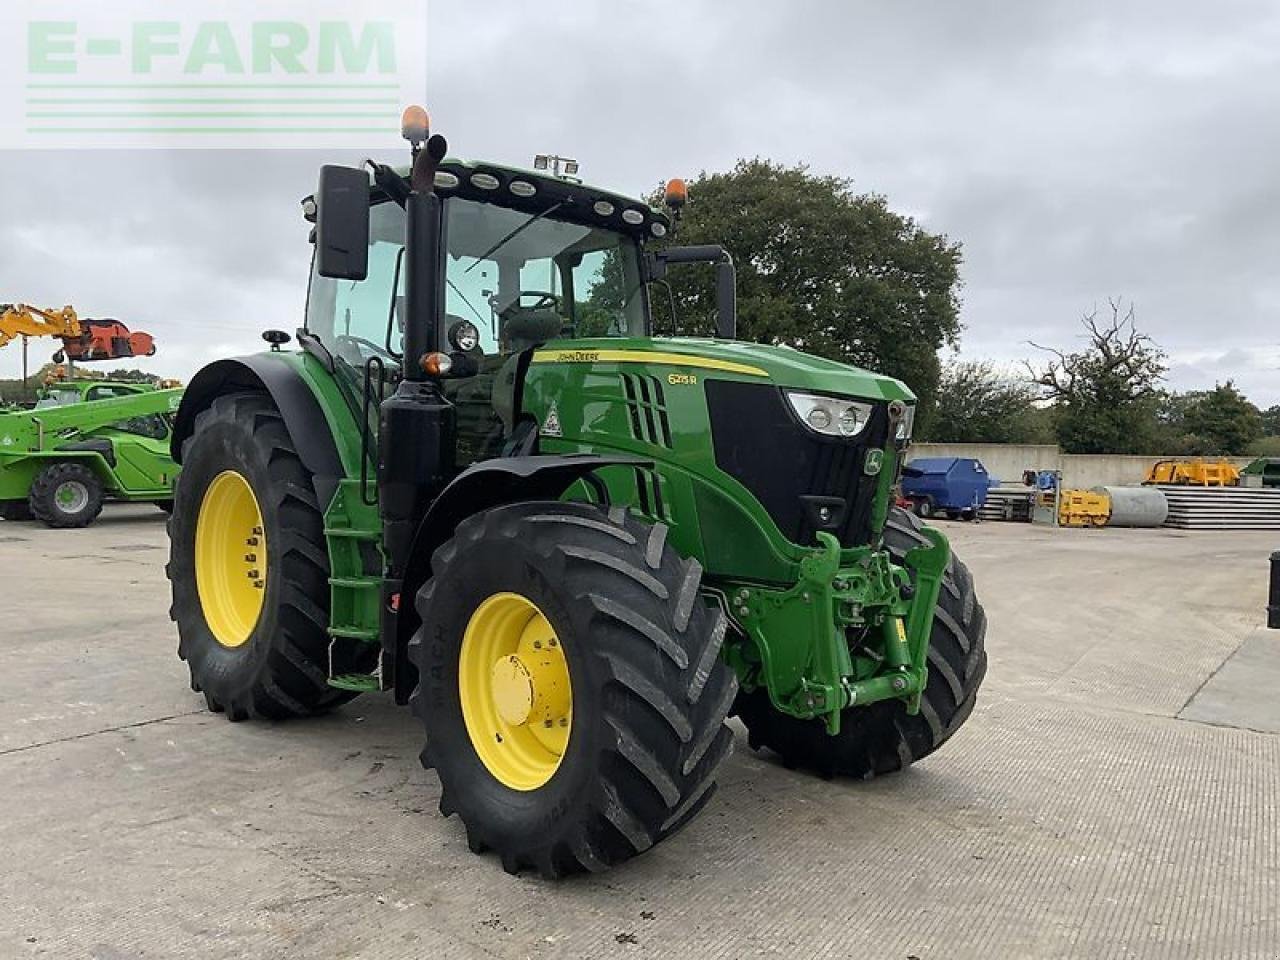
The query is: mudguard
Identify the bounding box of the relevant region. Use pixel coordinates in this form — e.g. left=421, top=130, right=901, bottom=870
left=171, top=355, right=346, bottom=506
left=391, top=453, right=647, bottom=702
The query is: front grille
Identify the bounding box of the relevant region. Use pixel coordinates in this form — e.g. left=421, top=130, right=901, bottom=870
left=704, top=380, right=888, bottom=548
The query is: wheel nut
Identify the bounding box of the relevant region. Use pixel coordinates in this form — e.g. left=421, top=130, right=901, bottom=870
left=892, top=677, right=906, bottom=692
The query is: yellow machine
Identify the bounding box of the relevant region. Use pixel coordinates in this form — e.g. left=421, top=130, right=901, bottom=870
left=0, top=303, right=81, bottom=348
left=1058, top=490, right=1110, bottom=527
left=0, top=302, right=156, bottom=364
left=1143, top=458, right=1240, bottom=487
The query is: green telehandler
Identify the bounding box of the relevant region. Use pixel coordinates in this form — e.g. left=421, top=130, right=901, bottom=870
left=0, top=379, right=182, bottom=526
left=167, top=107, right=986, bottom=877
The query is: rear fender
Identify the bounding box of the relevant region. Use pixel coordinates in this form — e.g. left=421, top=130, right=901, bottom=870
left=171, top=356, right=347, bottom=506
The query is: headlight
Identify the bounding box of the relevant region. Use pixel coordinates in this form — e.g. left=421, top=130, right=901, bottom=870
left=448, top=319, right=480, bottom=352
left=785, top=391, right=874, bottom=438
left=895, top=404, right=916, bottom=442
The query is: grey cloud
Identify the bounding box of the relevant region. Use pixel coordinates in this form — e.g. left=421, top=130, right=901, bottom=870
left=2, top=0, right=1277, bottom=404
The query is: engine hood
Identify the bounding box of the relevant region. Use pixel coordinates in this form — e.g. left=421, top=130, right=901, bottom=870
left=531, top=337, right=916, bottom=404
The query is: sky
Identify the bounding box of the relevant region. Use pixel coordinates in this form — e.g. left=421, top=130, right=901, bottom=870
left=2, top=0, right=1279, bottom=404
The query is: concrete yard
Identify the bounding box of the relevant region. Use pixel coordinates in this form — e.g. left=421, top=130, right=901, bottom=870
left=1, top=505, right=1277, bottom=959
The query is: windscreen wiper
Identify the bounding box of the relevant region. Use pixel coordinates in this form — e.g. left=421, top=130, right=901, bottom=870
left=464, top=201, right=565, bottom=273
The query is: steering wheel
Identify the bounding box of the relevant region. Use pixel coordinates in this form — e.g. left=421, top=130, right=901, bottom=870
left=335, top=334, right=397, bottom=363
left=514, top=291, right=561, bottom=311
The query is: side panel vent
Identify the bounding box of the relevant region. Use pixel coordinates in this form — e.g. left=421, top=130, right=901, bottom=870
left=620, top=373, right=673, bottom=449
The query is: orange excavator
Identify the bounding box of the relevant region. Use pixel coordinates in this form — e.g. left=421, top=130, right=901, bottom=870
left=0, top=303, right=156, bottom=362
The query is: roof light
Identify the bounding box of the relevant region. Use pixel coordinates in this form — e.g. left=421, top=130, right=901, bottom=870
left=664, top=178, right=688, bottom=211
left=434, top=171, right=460, bottom=189
left=509, top=180, right=537, bottom=198
left=401, top=105, right=429, bottom=146
left=651, top=222, right=667, bottom=238
left=593, top=200, right=615, bottom=217
left=470, top=172, right=500, bottom=190
left=563, top=160, right=580, bottom=176
left=534, top=155, right=550, bottom=171
left=621, top=209, right=645, bottom=225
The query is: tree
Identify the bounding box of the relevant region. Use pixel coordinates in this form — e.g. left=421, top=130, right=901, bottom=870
left=1163, top=382, right=1264, bottom=455
left=1029, top=299, right=1167, bottom=454
left=922, top=359, right=1052, bottom=444
left=1261, top=405, right=1280, bottom=437
left=651, top=160, right=963, bottom=418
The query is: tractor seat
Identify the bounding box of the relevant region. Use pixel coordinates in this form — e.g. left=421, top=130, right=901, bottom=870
left=502, top=309, right=562, bottom=352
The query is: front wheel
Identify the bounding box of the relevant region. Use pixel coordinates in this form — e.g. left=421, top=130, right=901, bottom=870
left=410, top=502, right=738, bottom=878
left=29, top=462, right=104, bottom=528
left=735, top=507, right=987, bottom=778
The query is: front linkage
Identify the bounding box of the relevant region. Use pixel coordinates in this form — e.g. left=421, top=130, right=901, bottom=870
left=722, top=527, right=950, bottom=734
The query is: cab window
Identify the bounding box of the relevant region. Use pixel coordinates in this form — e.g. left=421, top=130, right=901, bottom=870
left=306, top=199, right=407, bottom=370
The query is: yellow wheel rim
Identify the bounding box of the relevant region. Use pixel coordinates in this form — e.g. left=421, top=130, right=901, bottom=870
left=195, top=470, right=267, bottom=649
left=459, top=593, right=572, bottom=791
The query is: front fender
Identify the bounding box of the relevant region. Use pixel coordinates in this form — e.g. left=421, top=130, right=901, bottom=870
left=392, top=453, right=648, bottom=702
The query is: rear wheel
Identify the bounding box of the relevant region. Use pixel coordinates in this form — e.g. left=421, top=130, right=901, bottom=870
left=166, top=392, right=355, bottom=721
left=410, top=501, right=738, bottom=877
left=29, top=462, right=104, bottom=528
left=735, top=507, right=987, bottom=778
left=914, top=498, right=934, bottom=519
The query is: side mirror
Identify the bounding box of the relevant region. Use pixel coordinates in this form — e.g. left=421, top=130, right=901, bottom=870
left=714, top=256, right=737, bottom=340
left=647, top=245, right=738, bottom=340
left=316, top=165, right=370, bottom=280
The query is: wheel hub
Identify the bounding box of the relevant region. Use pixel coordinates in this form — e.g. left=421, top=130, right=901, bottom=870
left=194, top=470, right=267, bottom=649
left=54, top=481, right=89, bottom=514
left=459, top=593, right=573, bottom=791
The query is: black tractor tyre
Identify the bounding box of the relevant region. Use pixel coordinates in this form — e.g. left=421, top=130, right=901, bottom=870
left=28, top=462, right=104, bottom=528
left=166, top=391, right=357, bottom=721
left=735, top=507, right=987, bottom=779
left=0, top=500, right=33, bottom=521
left=410, top=501, right=738, bottom=878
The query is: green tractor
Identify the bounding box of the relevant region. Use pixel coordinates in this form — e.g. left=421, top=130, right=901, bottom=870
left=167, top=109, right=986, bottom=877
left=0, top=378, right=182, bottom=526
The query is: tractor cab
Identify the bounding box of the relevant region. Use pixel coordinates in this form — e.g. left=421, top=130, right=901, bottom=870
left=300, top=153, right=710, bottom=469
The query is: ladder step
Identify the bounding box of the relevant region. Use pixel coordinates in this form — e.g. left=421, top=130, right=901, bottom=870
left=324, top=527, right=380, bottom=541
left=329, top=626, right=379, bottom=642
left=328, top=673, right=381, bottom=692
left=329, top=577, right=381, bottom=590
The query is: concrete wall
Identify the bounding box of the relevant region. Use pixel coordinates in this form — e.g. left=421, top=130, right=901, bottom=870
left=910, top=443, right=1254, bottom=490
